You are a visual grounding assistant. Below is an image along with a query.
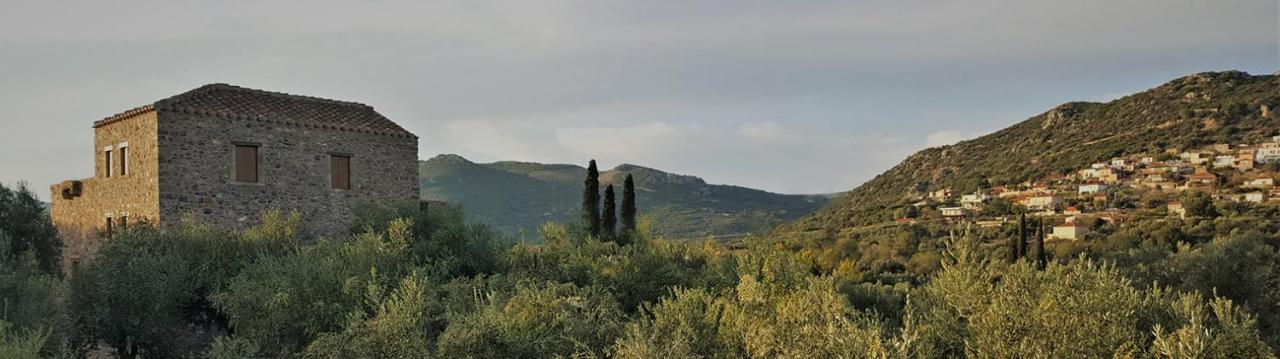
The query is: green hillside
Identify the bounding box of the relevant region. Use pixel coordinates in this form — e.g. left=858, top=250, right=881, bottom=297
left=786, top=70, right=1280, bottom=234
left=420, top=155, right=830, bottom=238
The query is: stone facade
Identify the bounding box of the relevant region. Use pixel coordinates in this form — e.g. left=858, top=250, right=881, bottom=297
left=52, top=84, right=419, bottom=270
left=155, top=110, right=418, bottom=236
left=51, top=109, right=161, bottom=269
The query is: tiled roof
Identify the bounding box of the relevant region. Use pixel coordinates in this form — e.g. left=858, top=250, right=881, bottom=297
left=94, top=84, right=415, bottom=138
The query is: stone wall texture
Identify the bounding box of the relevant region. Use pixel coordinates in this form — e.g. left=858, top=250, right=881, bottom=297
left=51, top=110, right=161, bottom=269
left=154, top=109, right=419, bottom=237
left=52, top=102, right=419, bottom=270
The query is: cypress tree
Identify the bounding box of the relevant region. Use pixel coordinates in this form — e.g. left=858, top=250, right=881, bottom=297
left=582, top=160, right=601, bottom=237
left=1033, top=218, right=1048, bottom=270
left=1018, top=212, right=1029, bottom=259
left=1011, top=211, right=1027, bottom=262
left=620, top=174, right=637, bottom=235
left=602, top=184, right=617, bottom=241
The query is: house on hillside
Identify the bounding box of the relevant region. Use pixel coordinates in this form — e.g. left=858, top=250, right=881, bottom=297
left=1025, top=195, right=1062, bottom=211
left=1051, top=221, right=1089, bottom=240
left=1243, top=192, right=1266, bottom=203
left=1167, top=201, right=1186, bottom=219
left=1212, top=155, right=1235, bottom=168
left=1258, top=142, right=1280, bottom=164
left=940, top=207, right=971, bottom=220
left=960, top=192, right=990, bottom=209
left=50, top=84, right=420, bottom=270
left=1078, top=183, right=1107, bottom=194
left=1184, top=170, right=1218, bottom=185
left=929, top=189, right=953, bottom=201
left=1235, top=150, right=1256, bottom=170
left=1181, top=151, right=1214, bottom=165
left=1245, top=176, right=1274, bottom=188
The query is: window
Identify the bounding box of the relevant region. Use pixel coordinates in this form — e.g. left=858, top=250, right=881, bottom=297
left=120, top=214, right=128, bottom=230
left=105, top=216, right=114, bottom=239
left=331, top=155, right=351, bottom=190
left=103, top=147, right=113, bottom=178
left=234, top=144, right=259, bottom=183
left=118, top=143, right=129, bottom=176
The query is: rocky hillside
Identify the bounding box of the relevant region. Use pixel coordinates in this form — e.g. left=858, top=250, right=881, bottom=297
left=785, top=70, right=1280, bottom=235
left=420, top=155, right=830, bottom=239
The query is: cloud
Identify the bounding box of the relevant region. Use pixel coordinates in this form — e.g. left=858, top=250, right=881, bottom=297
left=0, top=1, right=1275, bottom=198
left=556, top=122, right=690, bottom=157
left=738, top=122, right=784, bottom=142
left=440, top=121, right=564, bottom=162
left=926, top=130, right=983, bottom=147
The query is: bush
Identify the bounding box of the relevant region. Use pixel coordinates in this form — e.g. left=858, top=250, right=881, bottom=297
left=0, top=321, right=49, bottom=359
left=436, top=281, right=624, bottom=358
left=214, top=220, right=414, bottom=355
left=66, top=227, right=200, bottom=357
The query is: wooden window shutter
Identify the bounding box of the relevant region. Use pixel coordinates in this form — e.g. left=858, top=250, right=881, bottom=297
left=235, top=145, right=258, bottom=183
left=331, top=155, right=351, bottom=190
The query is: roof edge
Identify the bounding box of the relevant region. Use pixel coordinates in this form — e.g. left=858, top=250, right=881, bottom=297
left=93, top=104, right=156, bottom=128
left=154, top=105, right=418, bottom=139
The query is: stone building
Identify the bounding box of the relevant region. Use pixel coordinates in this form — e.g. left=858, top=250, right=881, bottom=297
left=51, top=84, right=419, bottom=269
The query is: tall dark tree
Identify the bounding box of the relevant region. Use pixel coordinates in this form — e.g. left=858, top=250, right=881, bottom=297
left=581, top=160, right=601, bottom=237
left=602, top=184, right=617, bottom=241
left=620, top=174, right=637, bottom=236
left=0, top=182, right=62, bottom=274
left=1032, top=218, right=1047, bottom=270
left=1010, top=211, right=1027, bottom=262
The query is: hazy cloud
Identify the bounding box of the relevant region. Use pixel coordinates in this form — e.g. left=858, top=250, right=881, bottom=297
left=1, top=0, right=1275, bottom=198
left=926, top=130, right=985, bottom=147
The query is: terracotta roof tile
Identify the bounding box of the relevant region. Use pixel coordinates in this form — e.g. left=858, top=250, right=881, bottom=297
left=94, top=83, right=415, bottom=138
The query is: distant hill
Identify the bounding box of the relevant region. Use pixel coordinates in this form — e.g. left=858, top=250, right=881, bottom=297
left=420, top=155, right=830, bottom=239
left=785, top=70, right=1280, bottom=235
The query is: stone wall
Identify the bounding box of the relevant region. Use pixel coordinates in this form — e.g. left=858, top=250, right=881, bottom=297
left=50, top=110, right=161, bottom=270
left=155, top=109, right=419, bottom=238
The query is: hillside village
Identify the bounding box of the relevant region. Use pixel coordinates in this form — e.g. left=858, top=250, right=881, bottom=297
left=909, top=135, right=1280, bottom=240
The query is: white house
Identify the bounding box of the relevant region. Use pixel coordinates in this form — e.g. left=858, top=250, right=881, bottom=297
left=940, top=207, right=970, bottom=219
left=1213, top=155, right=1235, bottom=168
left=1051, top=222, right=1090, bottom=240
left=1181, top=151, right=1214, bottom=165
left=1244, top=192, right=1266, bottom=203
left=1246, top=177, right=1274, bottom=188
left=1167, top=202, right=1186, bottom=219
left=1258, top=142, right=1280, bottom=164
left=1078, top=183, right=1108, bottom=194
left=960, top=192, right=990, bottom=209
left=1026, top=195, right=1062, bottom=211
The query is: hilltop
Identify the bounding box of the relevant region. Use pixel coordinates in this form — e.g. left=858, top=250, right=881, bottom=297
left=785, top=70, right=1280, bottom=235
left=420, top=154, right=830, bottom=238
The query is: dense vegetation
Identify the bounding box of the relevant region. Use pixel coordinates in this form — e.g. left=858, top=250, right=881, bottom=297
left=420, top=154, right=829, bottom=239
left=789, top=71, right=1280, bottom=232
left=2, top=179, right=1278, bottom=357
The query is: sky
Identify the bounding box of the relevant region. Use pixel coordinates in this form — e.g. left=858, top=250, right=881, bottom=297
left=1, top=1, right=1276, bottom=199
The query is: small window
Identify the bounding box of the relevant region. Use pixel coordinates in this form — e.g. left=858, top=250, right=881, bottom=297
left=104, top=148, right=113, bottom=178
left=105, top=216, right=114, bottom=239
left=331, top=155, right=351, bottom=190
left=234, top=145, right=259, bottom=183
left=120, top=215, right=128, bottom=230
left=119, top=143, right=129, bottom=176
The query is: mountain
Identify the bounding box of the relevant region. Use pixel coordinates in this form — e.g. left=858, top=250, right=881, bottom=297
left=785, top=70, right=1280, bottom=236
left=420, top=155, right=830, bottom=238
